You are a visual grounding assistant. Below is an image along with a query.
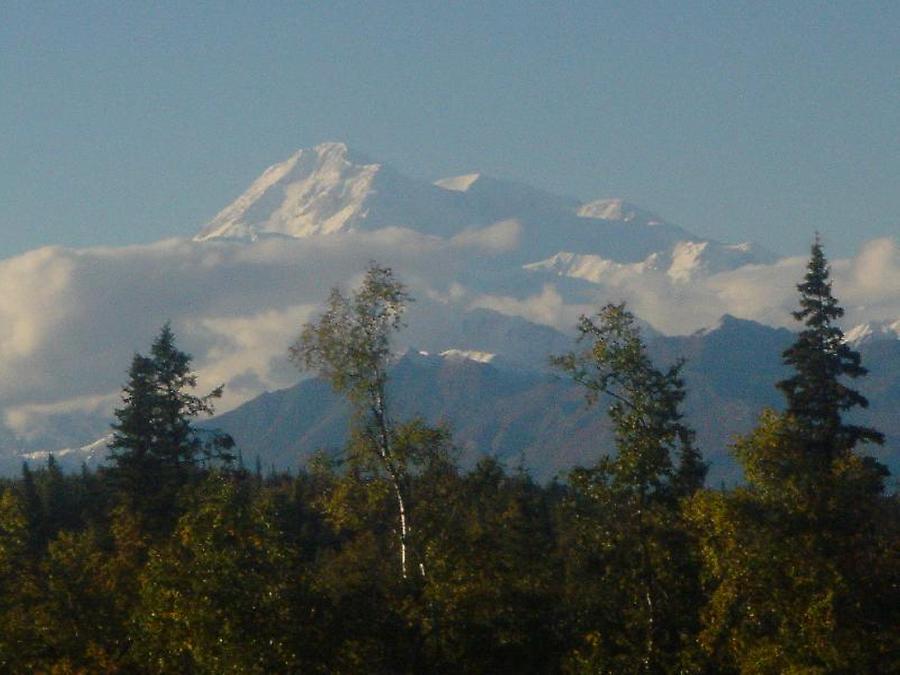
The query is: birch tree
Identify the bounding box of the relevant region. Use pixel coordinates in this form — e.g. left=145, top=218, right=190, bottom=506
left=290, top=263, right=419, bottom=580
left=553, top=303, right=706, bottom=672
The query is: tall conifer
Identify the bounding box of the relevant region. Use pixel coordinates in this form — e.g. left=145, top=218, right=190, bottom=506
left=107, top=324, right=229, bottom=525
left=777, top=236, right=884, bottom=461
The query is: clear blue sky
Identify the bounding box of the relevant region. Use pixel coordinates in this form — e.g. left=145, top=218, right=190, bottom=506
left=2, top=2, right=898, bottom=259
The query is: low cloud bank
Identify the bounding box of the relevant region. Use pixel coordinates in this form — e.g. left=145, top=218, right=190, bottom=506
left=0, top=229, right=897, bottom=441
left=474, top=238, right=900, bottom=336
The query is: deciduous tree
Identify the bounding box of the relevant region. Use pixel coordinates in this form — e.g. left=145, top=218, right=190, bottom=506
left=553, top=303, right=706, bottom=672
left=290, top=263, right=421, bottom=580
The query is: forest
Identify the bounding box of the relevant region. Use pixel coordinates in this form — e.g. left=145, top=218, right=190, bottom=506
left=0, top=241, right=896, bottom=674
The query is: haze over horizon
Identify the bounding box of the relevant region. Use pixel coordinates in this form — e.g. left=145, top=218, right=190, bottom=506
left=2, top=3, right=899, bottom=260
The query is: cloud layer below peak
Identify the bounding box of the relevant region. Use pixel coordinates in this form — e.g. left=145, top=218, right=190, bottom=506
left=0, top=229, right=897, bottom=446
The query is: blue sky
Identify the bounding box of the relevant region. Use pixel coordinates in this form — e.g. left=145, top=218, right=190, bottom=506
left=1, top=2, right=898, bottom=259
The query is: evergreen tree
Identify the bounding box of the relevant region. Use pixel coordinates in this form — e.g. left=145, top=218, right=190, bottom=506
left=688, top=239, right=897, bottom=672
left=107, top=323, right=231, bottom=527
left=777, top=235, right=884, bottom=459
left=38, top=453, right=75, bottom=540
left=18, top=462, right=41, bottom=552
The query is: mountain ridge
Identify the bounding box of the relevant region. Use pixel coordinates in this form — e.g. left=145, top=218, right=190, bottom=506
left=193, top=142, right=775, bottom=274
left=1, top=142, right=894, bottom=483
left=22, top=317, right=898, bottom=485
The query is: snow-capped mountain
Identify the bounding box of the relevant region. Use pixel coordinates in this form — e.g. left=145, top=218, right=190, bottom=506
left=195, top=142, right=477, bottom=241
left=8, top=141, right=896, bottom=481
left=438, top=348, right=498, bottom=364
left=525, top=239, right=770, bottom=284
left=195, top=142, right=774, bottom=276
left=577, top=198, right=662, bottom=223
left=524, top=251, right=660, bottom=282
left=845, top=319, right=900, bottom=346
left=19, top=435, right=112, bottom=469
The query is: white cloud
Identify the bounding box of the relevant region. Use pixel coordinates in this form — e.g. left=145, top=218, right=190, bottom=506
left=183, top=305, right=316, bottom=411
left=499, top=239, right=900, bottom=335
left=0, top=247, right=77, bottom=363
left=840, top=238, right=900, bottom=322
left=0, top=225, right=518, bottom=439
left=450, top=219, right=522, bottom=252
left=0, top=229, right=896, bottom=443
left=5, top=393, right=118, bottom=439
left=469, top=284, right=591, bottom=328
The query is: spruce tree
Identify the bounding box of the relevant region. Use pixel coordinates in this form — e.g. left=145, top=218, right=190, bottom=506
left=107, top=323, right=230, bottom=525
left=688, top=237, right=896, bottom=672
left=777, top=236, right=884, bottom=459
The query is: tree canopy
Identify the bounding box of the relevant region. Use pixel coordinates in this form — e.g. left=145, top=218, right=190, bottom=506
left=0, top=258, right=894, bottom=673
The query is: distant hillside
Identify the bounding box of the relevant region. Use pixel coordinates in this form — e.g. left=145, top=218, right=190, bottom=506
left=1, top=142, right=894, bottom=485
left=207, top=319, right=900, bottom=485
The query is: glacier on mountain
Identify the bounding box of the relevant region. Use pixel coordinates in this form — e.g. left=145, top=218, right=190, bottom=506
left=195, top=142, right=774, bottom=280
left=3, top=141, right=899, bottom=474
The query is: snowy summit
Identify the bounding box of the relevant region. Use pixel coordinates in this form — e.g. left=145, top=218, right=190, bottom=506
left=194, top=142, right=774, bottom=280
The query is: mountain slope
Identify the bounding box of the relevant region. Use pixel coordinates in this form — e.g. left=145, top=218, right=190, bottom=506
left=206, top=350, right=610, bottom=481
left=19, top=316, right=898, bottom=485
left=195, top=142, right=774, bottom=275
left=205, top=319, right=900, bottom=485
left=7, top=142, right=893, bottom=483
left=196, top=142, right=477, bottom=240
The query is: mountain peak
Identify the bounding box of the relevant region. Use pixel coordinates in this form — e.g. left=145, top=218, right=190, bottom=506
left=434, top=173, right=482, bottom=192
left=195, top=142, right=382, bottom=241
left=191, top=145, right=769, bottom=278
left=577, top=199, right=663, bottom=224
left=845, top=319, right=900, bottom=346
left=312, top=140, right=348, bottom=155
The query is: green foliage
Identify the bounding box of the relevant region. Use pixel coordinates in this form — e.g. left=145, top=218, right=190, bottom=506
left=290, top=263, right=411, bottom=408
left=553, top=303, right=707, bottom=672
left=0, top=261, right=895, bottom=673
left=107, top=323, right=232, bottom=530
left=778, top=236, right=884, bottom=457
left=290, top=263, right=424, bottom=580
left=0, top=447, right=893, bottom=673
left=688, top=241, right=898, bottom=673
left=552, top=303, right=706, bottom=497
left=289, top=259, right=405, bottom=420
left=689, top=468, right=899, bottom=672
left=133, top=473, right=313, bottom=673
left=33, top=528, right=129, bottom=670
left=419, top=458, right=563, bottom=672
left=0, top=489, right=36, bottom=671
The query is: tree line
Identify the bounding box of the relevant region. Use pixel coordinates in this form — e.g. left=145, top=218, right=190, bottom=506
left=0, top=242, right=896, bottom=673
